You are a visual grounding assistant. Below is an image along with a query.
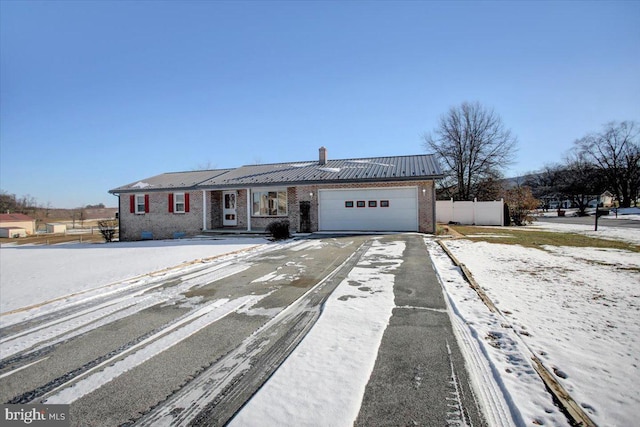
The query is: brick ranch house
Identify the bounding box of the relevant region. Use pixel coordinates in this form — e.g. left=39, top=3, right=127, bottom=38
left=109, top=148, right=443, bottom=241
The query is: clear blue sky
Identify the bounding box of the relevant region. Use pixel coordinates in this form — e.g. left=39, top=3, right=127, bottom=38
left=1, top=1, right=638, bottom=208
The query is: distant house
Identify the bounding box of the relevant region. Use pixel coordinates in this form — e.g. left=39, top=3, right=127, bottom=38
left=46, top=223, right=67, bottom=234
left=109, top=147, right=443, bottom=241
left=598, top=191, right=614, bottom=208
left=0, top=213, right=36, bottom=238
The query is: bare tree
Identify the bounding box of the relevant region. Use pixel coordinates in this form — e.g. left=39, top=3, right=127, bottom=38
left=194, top=161, right=217, bottom=170
left=523, top=165, right=559, bottom=208
left=575, top=121, right=639, bottom=208
left=424, top=101, right=517, bottom=200
left=560, top=151, right=606, bottom=215
left=79, top=209, right=87, bottom=228
left=0, top=190, right=15, bottom=213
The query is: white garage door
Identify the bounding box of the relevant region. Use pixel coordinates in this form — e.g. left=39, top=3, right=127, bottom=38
left=318, top=187, right=418, bottom=231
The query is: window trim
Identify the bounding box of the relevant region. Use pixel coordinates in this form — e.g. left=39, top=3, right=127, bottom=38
left=345, top=201, right=354, bottom=208
left=135, top=194, right=148, bottom=215
left=174, top=192, right=186, bottom=213
left=356, top=200, right=366, bottom=208
left=169, top=192, right=190, bottom=214
left=368, top=200, right=377, bottom=208
left=252, top=189, right=288, bottom=217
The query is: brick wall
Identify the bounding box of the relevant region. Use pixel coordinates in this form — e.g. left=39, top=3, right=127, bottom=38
left=236, top=189, right=248, bottom=230
left=118, top=191, right=207, bottom=241
left=210, top=191, right=222, bottom=229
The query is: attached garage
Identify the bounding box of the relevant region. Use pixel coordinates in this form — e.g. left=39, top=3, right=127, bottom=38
left=318, top=187, right=418, bottom=232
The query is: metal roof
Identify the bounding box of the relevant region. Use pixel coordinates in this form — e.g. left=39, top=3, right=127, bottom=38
left=109, top=169, right=232, bottom=193
left=109, top=154, right=442, bottom=193
left=0, top=213, right=35, bottom=222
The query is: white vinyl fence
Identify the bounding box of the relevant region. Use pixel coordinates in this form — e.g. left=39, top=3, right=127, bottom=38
left=436, top=198, right=504, bottom=226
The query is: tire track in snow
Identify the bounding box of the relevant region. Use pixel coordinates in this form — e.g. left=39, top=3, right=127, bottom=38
left=0, top=262, right=251, bottom=362
left=135, top=240, right=372, bottom=427
left=40, top=295, right=267, bottom=405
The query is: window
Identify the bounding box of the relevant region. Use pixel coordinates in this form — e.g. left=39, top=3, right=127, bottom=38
left=137, top=195, right=146, bottom=213
left=356, top=201, right=366, bottom=208
left=380, top=200, right=390, bottom=207
left=252, top=190, right=288, bottom=216
left=168, top=193, right=190, bottom=213
left=175, top=193, right=185, bottom=212
left=368, top=200, right=377, bottom=208
left=345, top=201, right=354, bottom=208
left=130, top=194, right=149, bottom=214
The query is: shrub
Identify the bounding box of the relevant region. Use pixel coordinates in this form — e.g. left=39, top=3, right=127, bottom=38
left=503, top=186, right=539, bottom=226
left=98, top=219, right=118, bottom=242
left=266, top=220, right=290, bottom=240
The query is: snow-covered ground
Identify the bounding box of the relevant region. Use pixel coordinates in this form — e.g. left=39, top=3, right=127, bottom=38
left=0, top=238, right=267, bottom=314
left=432, top=221, right=640, bottom=427
left=536, top=206, right=640, bottom=221
left=530, top=220, right=640, bottom=245
left=2, top=223, right=639, bottom=426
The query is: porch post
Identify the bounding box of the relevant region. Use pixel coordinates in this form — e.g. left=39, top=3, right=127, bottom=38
left=246, top=188, right=251, bottom=231
left=202, top=190, right=207, bottom=231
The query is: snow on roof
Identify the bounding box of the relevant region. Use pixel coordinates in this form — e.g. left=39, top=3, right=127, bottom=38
left=288, top=163, right=316, bottom=168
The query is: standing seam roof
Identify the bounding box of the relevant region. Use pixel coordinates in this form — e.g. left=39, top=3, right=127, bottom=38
left=109, top=155, right=442, bottom=193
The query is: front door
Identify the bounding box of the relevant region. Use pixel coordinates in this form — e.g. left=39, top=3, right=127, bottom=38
left=223, top=191, right=237, bottom=226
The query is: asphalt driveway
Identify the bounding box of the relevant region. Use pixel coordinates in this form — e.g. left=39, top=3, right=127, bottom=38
left=355, top=234, right=485, bottom=426
left=1, top=234, right=486, bottom=426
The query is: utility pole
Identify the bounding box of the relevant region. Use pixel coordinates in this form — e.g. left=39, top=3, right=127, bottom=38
left=594, top=195, right=600, bottom=231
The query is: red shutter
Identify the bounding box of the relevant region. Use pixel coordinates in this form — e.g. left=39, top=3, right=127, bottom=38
left=129, top=195, right=135, bottom=213
left=185, top=193, right=190, bottom=212
left=144, top=194, right=150, bottom=213
left=168, top=193, right=174, bottom=213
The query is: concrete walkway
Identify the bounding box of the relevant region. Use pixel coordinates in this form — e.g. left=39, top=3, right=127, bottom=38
left=356, top=234, right=487, bottom=426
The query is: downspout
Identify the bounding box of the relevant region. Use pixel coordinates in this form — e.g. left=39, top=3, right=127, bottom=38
left=202, top=190, right=207, bottom=231
left=246, top=188, right=251, bottom=231
left=431, top=182, right=437, bottom=234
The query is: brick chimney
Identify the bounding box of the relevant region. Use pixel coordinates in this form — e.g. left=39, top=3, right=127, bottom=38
left=319, top=146, right=327, bottom=165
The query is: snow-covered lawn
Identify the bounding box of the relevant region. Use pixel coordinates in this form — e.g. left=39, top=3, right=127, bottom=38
left=535, top=207, right=640, bottom=222
left=528, top=221, right=640, bottom=245
left=0, top=238, right=268, bottom=315
left=432, top=222, right=640, bottom=427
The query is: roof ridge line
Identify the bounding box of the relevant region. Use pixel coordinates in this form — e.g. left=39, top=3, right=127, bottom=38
left=237, top=153, right=433, bottom=168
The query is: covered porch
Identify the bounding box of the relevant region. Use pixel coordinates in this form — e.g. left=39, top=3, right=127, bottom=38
left=202, top=187, right=301, bottom=233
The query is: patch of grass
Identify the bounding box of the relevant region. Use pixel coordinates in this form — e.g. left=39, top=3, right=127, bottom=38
left=449, top=225, right=640, bottom=252
left=436, top=224, right=464, bottom=237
